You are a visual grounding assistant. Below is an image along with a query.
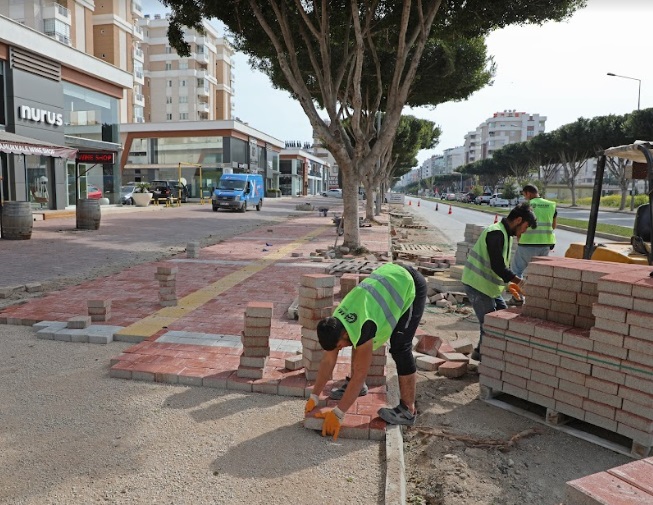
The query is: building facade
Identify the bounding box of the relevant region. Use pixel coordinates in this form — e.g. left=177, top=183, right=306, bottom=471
left=280, top=143, right=329, bottom=197
left=120, top=120, right=282, bottom=198
left=0, top=15, right=132, bottom=210
left=140, top=13, right=234, bottom=123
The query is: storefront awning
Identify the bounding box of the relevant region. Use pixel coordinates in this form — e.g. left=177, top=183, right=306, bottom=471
left=0, top=130, right=78, bottom=159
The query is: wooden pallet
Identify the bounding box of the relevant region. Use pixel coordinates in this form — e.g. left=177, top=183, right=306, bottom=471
left=399, top=224, right=428, bottom=229
left=392, top=244, right=442, bottom=254
left=481, top=389, right=651, bottom=459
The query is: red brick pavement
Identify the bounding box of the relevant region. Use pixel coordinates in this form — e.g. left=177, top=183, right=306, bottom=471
left=1, top=210, right=392, bottom=439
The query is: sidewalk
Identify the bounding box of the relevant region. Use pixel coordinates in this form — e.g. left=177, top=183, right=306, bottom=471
left=0, top=203, right=392, bottom=440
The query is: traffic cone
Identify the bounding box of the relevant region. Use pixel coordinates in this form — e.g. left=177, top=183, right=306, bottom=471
left=418, top=200, right=421, bottom=207
left=448, top=205, right=452, bottom=215
left=494, top=214, right=498, bottom=224
left=435, top=203, right=439, bottom=211
left=409, top=200, right=412, bottom=206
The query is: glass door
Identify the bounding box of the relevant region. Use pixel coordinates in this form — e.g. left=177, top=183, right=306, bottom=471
left=26, top=155, right=53, bottom=210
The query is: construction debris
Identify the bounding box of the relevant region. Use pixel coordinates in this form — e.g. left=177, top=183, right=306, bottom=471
left=411, top=427, right=542, bottom=452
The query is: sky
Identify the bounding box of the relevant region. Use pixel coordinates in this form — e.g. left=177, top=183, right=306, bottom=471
left=142, top=0, right=653, bottom=167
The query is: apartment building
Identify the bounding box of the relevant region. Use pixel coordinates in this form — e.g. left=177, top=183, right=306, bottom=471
left=0, top=14, right=132, bottom=209
left=140, top=13, right=234, bottom=123
left=464, top=110, right=547, bottom=163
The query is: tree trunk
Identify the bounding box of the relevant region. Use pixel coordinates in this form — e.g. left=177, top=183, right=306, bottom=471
left=341, top=168, right=360, bottom=249
left=363, top=179, right=374, bottom=220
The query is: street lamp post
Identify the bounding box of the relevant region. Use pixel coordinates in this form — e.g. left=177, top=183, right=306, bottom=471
left=607, top=72, right=642, bottom=210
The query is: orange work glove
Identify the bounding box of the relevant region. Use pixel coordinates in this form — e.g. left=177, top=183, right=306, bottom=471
left=305, top=393, right=319, bottom=414
left=315, top=407, right=345, bottom=441
left=508, top=282, right=522, bottom=299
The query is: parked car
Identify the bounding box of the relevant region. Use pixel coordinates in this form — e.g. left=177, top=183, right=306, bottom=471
left=151, top=180, right=189, bottom=203
left=475, top=192, right=493, bottom=205
left=321, top=188, right=343, bottom=198
left=445, top=193, right=456, bottom=201
left=463, top=192, right=477, bottom=203
left=489, top=193, right=510, bottom=207
left=119, top=184, right=137, bottom=205
left=87, top=184, right=102, bottom=199
left=510, top=195, right=527, bottom=205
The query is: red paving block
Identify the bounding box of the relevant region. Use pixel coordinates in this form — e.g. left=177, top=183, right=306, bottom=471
left=566, top=471, right=653, bottom=505
left=414, top=334, right=444, bottom=356
left=608, top=460, right=653, bottom=496
left=437, top=361, right=467, bottom=378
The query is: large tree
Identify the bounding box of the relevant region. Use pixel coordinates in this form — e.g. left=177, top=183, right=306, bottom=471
left=162, top=0, right=586, bottom=247
left=553, top=118, right=594, bottom=206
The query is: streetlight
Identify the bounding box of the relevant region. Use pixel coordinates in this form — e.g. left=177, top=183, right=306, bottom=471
left=451, top=171, right=463, bottom=192
left=607, top=72, right=642, bottom=210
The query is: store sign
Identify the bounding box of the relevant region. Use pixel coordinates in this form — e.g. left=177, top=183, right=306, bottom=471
left=18, top=105, right=63, bottom=127
left=77, top=152, right=115, bottom=164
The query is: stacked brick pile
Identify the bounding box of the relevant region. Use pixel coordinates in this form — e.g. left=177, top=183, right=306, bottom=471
left=480, top=258, right=653, bottom=458
left=566, top=456, right=653, bottom=504
left=186, top=241, right=200, bottom=259
left=156, top=266, right=177, bottom=307
left=413, top=334, right=470, bottom=378
left=521, top=258, right=622, bottom=329
left=339, top=273, right=359, bottom=297
left=237, top=302, right=273, bottom=379
left=298, top=274, right=335, bottom=381
left=88, top=299, right=111, bottom=322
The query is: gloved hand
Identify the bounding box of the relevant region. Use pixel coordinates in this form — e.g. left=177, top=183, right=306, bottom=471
left=305, top=393, right=319, bottom=414
left=315, top=407, right=345, bottom=441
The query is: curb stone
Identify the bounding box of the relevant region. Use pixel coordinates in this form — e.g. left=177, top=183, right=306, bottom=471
left=384, top=362, right=406, bottom=505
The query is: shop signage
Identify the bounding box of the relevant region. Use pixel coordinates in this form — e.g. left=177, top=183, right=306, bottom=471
left=77, top=152, right=115, bottom=164
left=18, top=105, right=63, bottom=127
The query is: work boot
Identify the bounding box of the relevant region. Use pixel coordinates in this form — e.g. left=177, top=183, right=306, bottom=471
left=328, top=376, right=368, bottom=400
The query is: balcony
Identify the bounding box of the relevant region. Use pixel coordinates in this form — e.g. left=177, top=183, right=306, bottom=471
left=44, top=30, right=71, bottom=46
left=43, top=3, right=71, bottom=23
left=134, top=69, right=144, bottom=84
left=133, top=47, right=144, bottom=62
left=133, top=24, right=144, bottom=41
left=197, top=83, right=209, bottom=96
left=194, top=51, right=209, bottom=63
left=197, top=102, right=210, bottom=113
left=135, top=116, right=145, bottom=123
left=132, top=0, right=143, bottom=17
left=133, top=92, right=144, bottom=106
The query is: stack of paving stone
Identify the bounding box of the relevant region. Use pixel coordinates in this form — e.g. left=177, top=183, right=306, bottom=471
left=156, top=266, right=177, bottom=307
left=565, top=456, right=653, bottom=504
left=480, top=257, right=653, bottom=458
left=412, top=332, right=470, bottom=378
left=298, top=274, right=335, bottom=381
left=339, top=273, right=359, bottom=297
left=237, top=302, right=273, bottom=379
left=87, top=299, right=111, bottom=322
left=186, top=241, right=200, bottom=259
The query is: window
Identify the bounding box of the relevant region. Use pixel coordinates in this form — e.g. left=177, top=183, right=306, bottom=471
left=166, top=113, right=172, bottom=120
left=197, top=78, right=204, bottom=87
left=165, top=63, right=172, bottom=71
left=179, top=96, right=188, bottom=104
left=179, top=61, right=188, bottom=70
left=180, top=113, right=188, bottom=120
left=165, top=46, right=172, bottom=54
left=180, top=80, right=186, bottom=87
left=167, top=80, right=172, bottom=87
left=166, top=97, right=172, bottom=104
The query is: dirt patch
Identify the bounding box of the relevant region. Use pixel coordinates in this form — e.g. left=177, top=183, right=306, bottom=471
left=395, top=208, right=632, bottom=505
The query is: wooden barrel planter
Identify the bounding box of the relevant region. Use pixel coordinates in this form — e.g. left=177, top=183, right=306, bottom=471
left=76, top=199, right=101, bottom=230
left=1, top=201, right=33, bottom=240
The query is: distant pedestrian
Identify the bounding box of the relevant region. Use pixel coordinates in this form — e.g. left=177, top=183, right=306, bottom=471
left=304, top=263, right=427, bottom=440
left=511, top=184, right=557, bottom=278
left=462, top=203, right=537, bottom=361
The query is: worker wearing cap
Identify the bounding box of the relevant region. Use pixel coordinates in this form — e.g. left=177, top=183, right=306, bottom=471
left=511, top=184, right=557, bottom=278
left=462, top=203, right=537, bottom=361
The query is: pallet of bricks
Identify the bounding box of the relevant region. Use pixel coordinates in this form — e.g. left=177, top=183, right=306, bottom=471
left=479, top=257, right=653, bottom=458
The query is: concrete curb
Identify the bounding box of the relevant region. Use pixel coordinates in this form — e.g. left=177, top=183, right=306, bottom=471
left=384, top=363, right=406, bottom=505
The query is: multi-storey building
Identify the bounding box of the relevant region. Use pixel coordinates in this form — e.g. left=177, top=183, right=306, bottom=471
left=464, top=110, right=547, bottom=163
left=140, top=13, right=234, bottom=123
left=0, top=13, right=132, bottom=209
left=443, top=146, right=465, bottom=173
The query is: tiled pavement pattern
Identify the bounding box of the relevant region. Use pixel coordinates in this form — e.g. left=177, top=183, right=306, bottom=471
left=0, top=210, right=391, bottom=440
left=565, top=456, right=653, bottom=504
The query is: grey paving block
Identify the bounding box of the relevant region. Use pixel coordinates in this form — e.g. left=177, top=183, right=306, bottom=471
left=36, top=328, right=56, bottom=340
left=88, top=334, right=113, bottom=344
left=54, top=329, right=87, bottom=342
left=33, top=321, right=67, bottom=330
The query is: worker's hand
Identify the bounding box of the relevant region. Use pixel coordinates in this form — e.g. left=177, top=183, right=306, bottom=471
left=508, top=282, right=522, bottom=300
left=315, top=407, right=345, bottom=441
left=305, top=393, right=319, bottom=414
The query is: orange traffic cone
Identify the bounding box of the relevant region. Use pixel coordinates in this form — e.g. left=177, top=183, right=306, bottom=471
left=448, top=205, right=452, bottom=215
left=409, top=200, right=412, bottom=206
left=418, top=200, right=421, bottom=207
left=435, top=203, right=439, bottom=211
left=494, top=214, right=498, bottom=224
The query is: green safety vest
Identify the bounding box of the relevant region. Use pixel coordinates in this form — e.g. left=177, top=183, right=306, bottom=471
left=462, top=222, right=512, bottom=298
left=334, top=263, right=415, bottom=350
left=520, top=197, right=556, bottom=245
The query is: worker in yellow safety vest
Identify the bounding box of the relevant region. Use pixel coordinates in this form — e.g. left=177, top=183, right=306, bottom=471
left=462, top=203, right=537, bottom=361
left=511, top=184, right=557, bottom=278
left=304, top=263, right=427, bottom=440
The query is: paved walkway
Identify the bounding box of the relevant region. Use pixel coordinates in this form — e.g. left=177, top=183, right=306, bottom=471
left=0, top=201, right=392, bottom=440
